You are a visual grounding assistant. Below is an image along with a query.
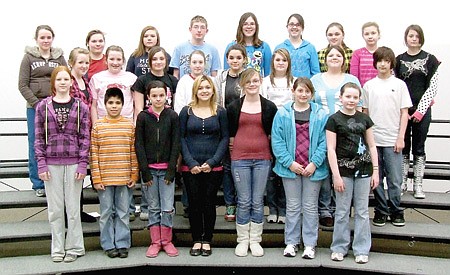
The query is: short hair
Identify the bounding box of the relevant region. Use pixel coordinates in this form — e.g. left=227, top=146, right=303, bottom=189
left=404, top=24, right=425, bottom=46
left=190, top=15, right=208, bottom=28
left=85, top=29, right=105, bottom=48
left=293, top=77, right=315, bottom=97
left=373, top=46, right=396, bottom=69
left=340, top=82, right=361, bottom=96
left=104, top=86, right=124, bottom=105
left=146, top=80, right=167, bottom=97
left=35, top=25, right=54, bottom=40
left=50, top=66, right=71, bottom=96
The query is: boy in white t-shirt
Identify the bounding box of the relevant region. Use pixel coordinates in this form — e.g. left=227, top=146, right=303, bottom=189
left=362, top=46, right=412, bottom=228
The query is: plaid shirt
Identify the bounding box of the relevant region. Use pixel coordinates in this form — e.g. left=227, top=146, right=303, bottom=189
left=318, top=46, right=353, bottom=73
left=34, top=97, right=91, bottom=174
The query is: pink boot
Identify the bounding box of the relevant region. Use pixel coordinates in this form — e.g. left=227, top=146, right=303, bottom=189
left=146, top=226, right=162, bottom=258
left=160, top=226, right=178, bottom=257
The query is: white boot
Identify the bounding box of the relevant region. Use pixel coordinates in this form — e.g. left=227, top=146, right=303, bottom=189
left=401, top=154, right=410, bottom=195
left=249, top=222, right=264, bottom=257
left=235, top=223, right=250, bottom=257
left=413, top=155, right=426, bottom=199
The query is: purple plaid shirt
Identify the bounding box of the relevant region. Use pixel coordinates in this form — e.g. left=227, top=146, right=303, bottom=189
left=34, top=96, right=91, bottom=175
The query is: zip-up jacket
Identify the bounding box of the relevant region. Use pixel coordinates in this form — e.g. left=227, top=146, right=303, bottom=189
left=135, top=107, right=181, bottom=182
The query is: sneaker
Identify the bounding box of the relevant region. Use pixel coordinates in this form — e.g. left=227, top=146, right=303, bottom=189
left=118, top=248, right=128, bottom=258
left=277, top=216, right=286, bottom=224
left=105, top=248, right=119, bottom=258
left=81, top=211, right=97, bottom=223
left=319, top=216, right=334, bottom=227
left=302, top=246, right=315, bottom=259
left=331, top=252, right=344, bottom=261
left=35, top=189, right=46, bottom=197
left=129, top=212, right=136, bottom=222
left=355, top=255, right=369, bottom=264
left=63, top=254, right=77, bottom=263
left=391, top=213, right=405, bottom=227
left=372, top=212, right=387, bottom=227
left=283, top=244, right=297, bottom=257
left=52, top=256, right=64, bottom=263
left=266, top=214, right=277, bottom=223
left=224, top=205, right=236, bottom=222
left=139, top=212, right=149, bottom=221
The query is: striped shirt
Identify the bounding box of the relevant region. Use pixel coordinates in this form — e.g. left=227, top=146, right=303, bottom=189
left=90, top=116, right=139, bottom=186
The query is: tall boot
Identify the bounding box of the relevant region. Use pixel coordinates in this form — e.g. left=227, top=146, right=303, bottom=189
left=146, top=226, right=161, bottom=258
left=401, top=154, right=410, bottom=195
left=160, top=226, right=179, bottom=256
left=413, top=155, right=426, bottom=199
left=249, top=222, right=264, bottom=257
left=235, top=223, right=250, bottom=257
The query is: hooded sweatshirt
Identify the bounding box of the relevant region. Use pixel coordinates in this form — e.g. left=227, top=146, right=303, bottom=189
left=18, top=46, right=67, bottom=108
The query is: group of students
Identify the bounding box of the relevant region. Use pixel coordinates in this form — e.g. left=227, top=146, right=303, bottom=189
left=17, top=11, right=440, bottom=265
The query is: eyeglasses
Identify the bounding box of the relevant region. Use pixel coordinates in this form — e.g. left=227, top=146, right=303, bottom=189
left=243, top=22, right=256, bottom=27
left=288, top=23, right=301, bottom=28
left=245, top=79, right=261, bottom=86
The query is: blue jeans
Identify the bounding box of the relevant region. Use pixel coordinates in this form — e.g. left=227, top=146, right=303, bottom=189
left=98, top=185, right=131, bottom=251
left=373, top=146, right=403, bottom=216
left=222, top=149, right=237, bottom=206
left=266, top=171, right=286, bottom=216
left=318, top=176, right=335, bottom=218
left=146, top=169, right=175, bottom=228
left=27, top=107, right=44, bottom=190
left=282, top=175, right=320, bottom=247
left=331, top=176, right=371, bottom=256
left=231, top=159, right=271, bottom=225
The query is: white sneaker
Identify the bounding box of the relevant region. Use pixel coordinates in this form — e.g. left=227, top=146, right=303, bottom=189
left=301, top=246, right=315, bottom=259
left=139, top=212, right=149, bottom=221
left=283, top=244, right=297, bottom=257
left=277, top=216, right=286, bottom=224
left=266, top=214, right=277, bottom=223
left=355, top=255, right=369, bottom=264
left=331, top=252, right=344, bottom=261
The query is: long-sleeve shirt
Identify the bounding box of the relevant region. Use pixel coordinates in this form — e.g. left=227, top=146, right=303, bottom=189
left=90, top=116, right=139, bottom=185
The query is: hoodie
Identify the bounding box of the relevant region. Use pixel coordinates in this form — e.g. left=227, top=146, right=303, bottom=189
left=18, top=46, right=67, bottom=108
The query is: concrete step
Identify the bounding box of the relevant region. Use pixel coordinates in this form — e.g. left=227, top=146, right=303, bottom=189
left=0, top=247, right=448, bottom=275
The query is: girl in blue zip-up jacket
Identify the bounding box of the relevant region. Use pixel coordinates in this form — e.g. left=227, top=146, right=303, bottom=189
left=271, top=77, right=329, bottom=259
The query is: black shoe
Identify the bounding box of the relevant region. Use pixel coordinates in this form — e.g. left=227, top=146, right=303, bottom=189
left=190, top=243, right=202, bottom=256
left=105, top=249, right=119, bottom=258
left=372, top=212, right=387, bottom=226
left=319, top=217, right=334, bottom=227
left=391, top=213, right=405, bottom=227
left=81, top=211, right=97, bottom=223
left=201, top=247, right=212, bottom=256
left=118, top=248, right=128, bottom=258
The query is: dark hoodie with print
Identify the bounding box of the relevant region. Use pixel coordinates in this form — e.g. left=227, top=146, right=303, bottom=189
left=18, top=46, right=67, bottom=108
